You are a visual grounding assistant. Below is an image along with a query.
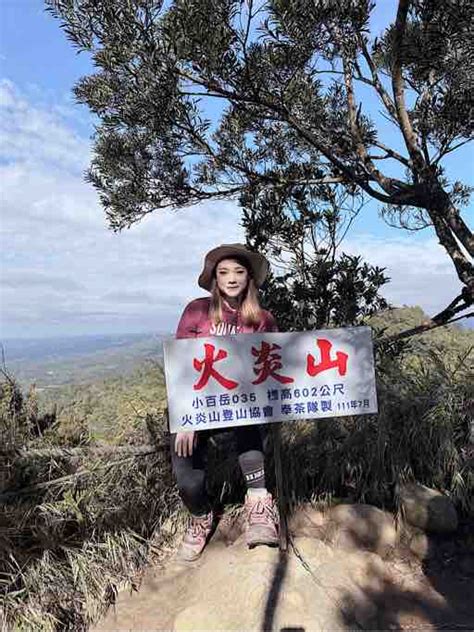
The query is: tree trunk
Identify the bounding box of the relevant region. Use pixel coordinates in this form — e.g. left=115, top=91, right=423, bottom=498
left=413, top=181, right=474, bottom=302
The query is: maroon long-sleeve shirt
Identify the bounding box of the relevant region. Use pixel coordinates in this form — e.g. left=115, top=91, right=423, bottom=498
left=176, top=297, right=278, bottom=339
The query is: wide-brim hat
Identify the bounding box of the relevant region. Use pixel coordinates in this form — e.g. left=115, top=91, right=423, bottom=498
left=198, top=243, right=269, bottom=291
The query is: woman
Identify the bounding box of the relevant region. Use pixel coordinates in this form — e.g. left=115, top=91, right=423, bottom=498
left=171, top=243, right=279, bottom=562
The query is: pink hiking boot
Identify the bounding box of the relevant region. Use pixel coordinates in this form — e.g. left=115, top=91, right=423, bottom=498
left=176, top=510, right=213, bottom=562
left=244, top=491, right=279, bottom=548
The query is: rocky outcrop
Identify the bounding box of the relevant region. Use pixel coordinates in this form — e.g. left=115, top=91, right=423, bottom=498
left=409, top=529, right=431, bottom=560
left=323, top=503, right=398, bottom=556
left=399, top=483, right=458, bottom=534
left=96, top=533, right=398, bottom=631
left=93, top=503, right=468, bottom=631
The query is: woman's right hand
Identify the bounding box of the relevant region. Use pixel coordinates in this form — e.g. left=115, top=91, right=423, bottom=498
left=175, top=431, right=197, bottom=457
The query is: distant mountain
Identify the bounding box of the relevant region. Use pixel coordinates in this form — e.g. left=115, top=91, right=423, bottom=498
left=1, top=333, right=163, bottom=362
left=0, top=332, right=170, bottom=388
left=3, top=307, right=471, bottom=390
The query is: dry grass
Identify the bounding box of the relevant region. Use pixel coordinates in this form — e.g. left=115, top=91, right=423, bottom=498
left=0, top=371, right=185, bottom=631
left=1, top=336, right=472, bottom=630
left=205, top=343, right=473, bottom=517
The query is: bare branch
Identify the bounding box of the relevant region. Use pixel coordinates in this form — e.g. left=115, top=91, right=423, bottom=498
left=445, top=204, right=474, bottom=257
left=376, top=291, right=473, bottom=347
left=358, top=35, right=398, bottom=120
left=371, top=141, right=412, bottom=168
left=335, top=197, right=366, bottom=248
left=342, top=55, right=404, bottom=197
left=180, top=90, right=231, bottom=99
left=432, top=138, right=473, bottom=165
left=367, top=154, right=392, bottom=160
left=290, top=176, right=345, bottom=185
left=391, top=0, right=427, bottom=174
left=429, top=203, right=474, bottom=287
left=376, top=311, right=473, bottom=346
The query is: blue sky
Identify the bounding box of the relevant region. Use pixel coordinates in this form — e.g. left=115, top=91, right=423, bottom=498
left=0, top=1, right=472, bottom=338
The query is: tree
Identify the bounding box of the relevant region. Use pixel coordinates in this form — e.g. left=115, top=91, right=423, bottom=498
left=46, top=0, right=473, bottom=328
left=242, top=185, right=389, bottom=330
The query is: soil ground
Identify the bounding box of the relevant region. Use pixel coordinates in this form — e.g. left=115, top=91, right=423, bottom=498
left=92, top=513, right=474, bottom=631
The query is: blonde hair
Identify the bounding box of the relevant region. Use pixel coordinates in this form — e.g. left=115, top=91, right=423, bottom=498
left=209, top=257, right=262, bottom=327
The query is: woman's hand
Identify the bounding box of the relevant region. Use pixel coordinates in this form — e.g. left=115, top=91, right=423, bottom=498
left=175, top=431, right=198, bottom=457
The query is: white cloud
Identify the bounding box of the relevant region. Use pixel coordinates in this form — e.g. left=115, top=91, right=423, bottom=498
left=0, top=79, right=90, bottom=174
left=2, top=269, right=85, bottom=292
left=343, top=235, right=463, bottom=317
left=102, top=289, right=156, bottom=304
left=0, top=81, right=244, bottom=338
left=0, top=80, right=466, bottom=338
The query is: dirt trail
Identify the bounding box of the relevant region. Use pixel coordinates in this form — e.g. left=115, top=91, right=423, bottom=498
left=92, top=510, right=474, bottom=631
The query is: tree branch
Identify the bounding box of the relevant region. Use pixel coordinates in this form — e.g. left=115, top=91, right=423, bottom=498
left=357, top=35, right=398, bottom=121
left=428, top=201, right=474, bottom=289
left=177, top=68, right=401, bottom=204
left=289, top=176, right=345, bottom=186
left=376, top=311, right=473, bottom=346
left=109, top=184, right=247, bottom=230
left=391, top=0, right=427, bottom=175
left=445, top=204, right=474, bottom=258
left=432, top=138, right=473, bottom=165
left=342, top=55, right=404, bottom=197
left=285, top=113, right=400, bottom=203
left=371, top=141, right=412, bottom=168
left=175, top=48, right=474, bottom=294
left=375, top=292, right=473, bottom=347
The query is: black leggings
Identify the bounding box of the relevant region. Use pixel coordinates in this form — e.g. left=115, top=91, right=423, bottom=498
left=170, top=425, right=266, bottom=516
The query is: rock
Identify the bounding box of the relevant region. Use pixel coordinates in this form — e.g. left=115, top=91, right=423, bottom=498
left=94, top=528, right=431, bottom=632
left=409, top=531, right=431, bottom=560
left=172, top=544, right=277, bottom=631
left=170, top=535, right=397, bottom=631
left=288, top=505, right=325, bottom=537
left=400, top=483, right=458, bottom=534
left=324, top=503, right=397, bottom=556
left=343, top=583, right=379, bottom=628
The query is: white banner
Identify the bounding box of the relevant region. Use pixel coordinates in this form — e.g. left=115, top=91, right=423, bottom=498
left=163, top=327, right=378, bottom=433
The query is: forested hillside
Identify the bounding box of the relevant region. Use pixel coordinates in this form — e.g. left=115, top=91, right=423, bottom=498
left=36, top=360, right=168, bottom=445
left=369, top=307, right=473, bottom=362
left=2, top=333, right=167, bottom=389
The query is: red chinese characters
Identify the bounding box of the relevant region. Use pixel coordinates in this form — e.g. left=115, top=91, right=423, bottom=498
left=193, top=343, right=239, bottom=391
left=251, top=341, right=294, bottom=385
left=192, top=337, right=348, bottom=392
left=306, top=338, right=348, bottom=377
